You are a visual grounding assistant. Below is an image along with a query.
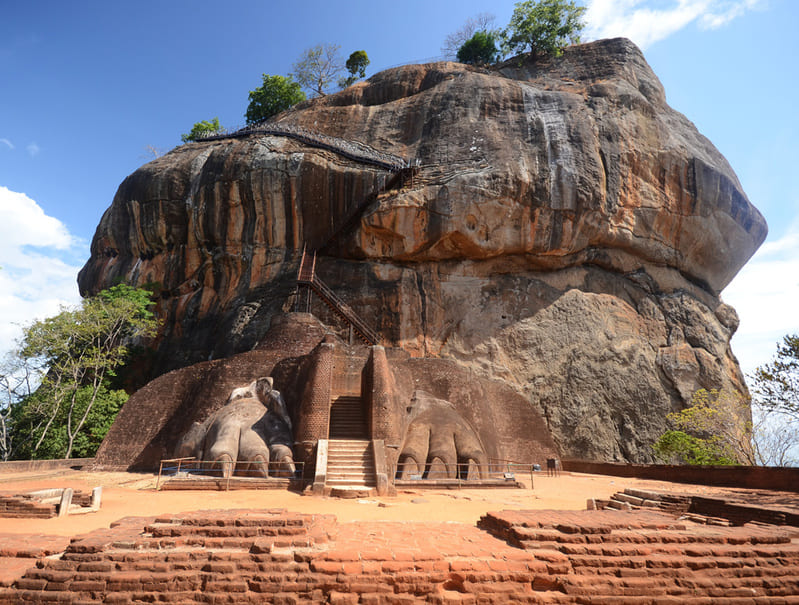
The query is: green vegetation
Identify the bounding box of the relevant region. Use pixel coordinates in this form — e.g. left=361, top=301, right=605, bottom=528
left=752, top=334, right=799, bottom=421
left=181, top=117, right=223, bottom=142
left=653, top=389, right=753, bottom=465
left=653, top=430, right=739, bottom=466
left=0, top=284, right=157, bottom=460
left=245, top=75, right=306, bottom=124
left=442, top=13, right=496, bottom=59
left=457, top=30, right=500, bottom=65
left=750, top=334, right=799, bottom=466
left=339, top=50, right=370, bottom=88
left=502, top=0, right=586, bottom=59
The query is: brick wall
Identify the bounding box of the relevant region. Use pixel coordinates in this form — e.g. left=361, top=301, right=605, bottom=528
left=563, top=459, right=799, bottom=493
left=0, top=458, right=93, bottom=474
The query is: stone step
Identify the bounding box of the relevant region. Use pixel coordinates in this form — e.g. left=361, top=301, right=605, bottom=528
left=326, top=461, right=375, bottom=469
left=327, top=469, right=374, bottom=476
left=326, top=472, right=375, bottom=481
left=327, top=446, right=371, bottom=453
left=326, top=479, right=376, bottom=487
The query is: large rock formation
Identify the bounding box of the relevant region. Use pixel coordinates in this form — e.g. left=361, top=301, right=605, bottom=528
left=80, top=38, right=766, bottom=463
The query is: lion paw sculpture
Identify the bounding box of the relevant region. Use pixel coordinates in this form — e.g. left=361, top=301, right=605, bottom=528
left=176, top=377, right=295, bottom=478
left=396, top=390, right=487, bottom=480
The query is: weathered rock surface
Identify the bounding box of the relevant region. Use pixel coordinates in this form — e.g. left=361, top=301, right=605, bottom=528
left=79, top=38, right=766, bottom=462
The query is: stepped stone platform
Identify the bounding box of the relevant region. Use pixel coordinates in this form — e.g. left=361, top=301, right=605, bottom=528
left=1, top=506, right=798, bottom=603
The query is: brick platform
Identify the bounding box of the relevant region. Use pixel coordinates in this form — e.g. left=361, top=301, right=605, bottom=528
left=0, top=507, right=798, bottom=603
left=0, top=533, right=71, bottom=587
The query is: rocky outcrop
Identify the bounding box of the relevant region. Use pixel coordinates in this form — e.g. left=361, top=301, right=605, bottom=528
left=79, top=38, right=766, bottom=462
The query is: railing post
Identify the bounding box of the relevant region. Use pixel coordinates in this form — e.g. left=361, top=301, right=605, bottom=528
left=156, top=460, right=164, bottom=491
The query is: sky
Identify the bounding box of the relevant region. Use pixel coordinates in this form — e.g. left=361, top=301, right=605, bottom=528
left=1, top=0, right=797, bottom=380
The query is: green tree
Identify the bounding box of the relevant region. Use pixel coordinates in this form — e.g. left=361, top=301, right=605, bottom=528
left=442, top=13, right=497, bottom=59
left=339, top=50, right=370, bottom=88
left=502, top=0, right=586, bottom=59
left=291, top=43, right=344, bottom=97
left=245, top=74, right=306, bottom=124
left=12, top=284, right=157, bottom=459
left=0, top=354, right=36, bottom=461
left=457, top=30, right=500, bottom=65
left=181, top=117, right=223, bottom=143
left=10, top=381, right=127, bottom=459
left=653, top=430, right=739, bottom=466
left=752, top=334, right=799, bottom=421
left=653, top=389, right=754, bottom=465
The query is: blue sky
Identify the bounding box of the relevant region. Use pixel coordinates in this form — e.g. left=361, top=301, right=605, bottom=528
left=1, top=0, right=797, bottom=379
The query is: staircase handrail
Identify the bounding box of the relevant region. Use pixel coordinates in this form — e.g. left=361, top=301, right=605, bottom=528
left=194, top=121, right=414, bottom=172
left=309, top=275, right=380, bottom=345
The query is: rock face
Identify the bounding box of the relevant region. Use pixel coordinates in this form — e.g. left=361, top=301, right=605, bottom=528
left=79, top=38, right=766, bottom=462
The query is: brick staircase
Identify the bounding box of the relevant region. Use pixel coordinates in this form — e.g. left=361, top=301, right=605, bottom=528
left=0, top=510, right=337, bottom=604
left=3, top=508, right=799, bottom=602
left=599, top=487, right=799, bottom=527
left=329, top=395, right=368, bottom=439
left=325, top=439, right=376, bottom=493
left=479, top=508, right=799, bottom=602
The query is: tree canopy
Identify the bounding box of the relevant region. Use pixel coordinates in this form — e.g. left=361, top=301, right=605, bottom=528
left=442, top=13, right=496, bottom=59
left=502, top=0, right=586, bottom=59
left=339, top=50, right=370, bottom=88
left=457, top=30, right=500, bottom=65
left=245, top=75, right=306, bottom=124
left=1, top=284, right=157, bottom=460
left=653, top=389, right=754, bottom=465
left=181, top=117, right=222, bottom=143
left=291, top=43, right=344, bottom=97
left=752, top=334, right=799, bottom=420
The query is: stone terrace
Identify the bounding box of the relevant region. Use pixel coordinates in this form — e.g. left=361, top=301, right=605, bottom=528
left=1, top=507, right=798, bottom=603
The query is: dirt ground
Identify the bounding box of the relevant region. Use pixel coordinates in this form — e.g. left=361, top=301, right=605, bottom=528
left=3, top=469, right=794, bottom=539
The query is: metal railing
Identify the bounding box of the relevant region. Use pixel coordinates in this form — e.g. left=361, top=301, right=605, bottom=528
left=297, top=248, right=380, bottom=345
left=192, top=121, right=415, bottom=172
left=156, top=457, right=303, bottom=491
left=394, top=460, right=538, bottom=488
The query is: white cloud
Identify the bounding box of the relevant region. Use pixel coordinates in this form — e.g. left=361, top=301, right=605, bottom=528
left=0, top=186, right=85, bottom=355
left=722, top=221, right=799, bottom=377
left=585, top=0, right=764, bottom=49
left=0, top=138, right=13, bottom=150
left=26, top=142, right=40, bottom=157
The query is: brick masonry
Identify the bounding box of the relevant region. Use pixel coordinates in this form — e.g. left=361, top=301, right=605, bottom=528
left=0, top=490, right=95, bottom=519
left=1, top=506, right=798, bottom=603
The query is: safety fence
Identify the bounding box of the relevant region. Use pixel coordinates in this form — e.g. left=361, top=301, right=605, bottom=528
left=192, top=121, right=416, bottom=172
left=156, top=457, right=304, bottom=491
left=394, top=459, right=540, bottom=488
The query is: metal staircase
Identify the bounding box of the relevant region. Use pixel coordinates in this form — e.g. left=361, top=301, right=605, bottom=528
left=296, top=248, right=380, bottom=346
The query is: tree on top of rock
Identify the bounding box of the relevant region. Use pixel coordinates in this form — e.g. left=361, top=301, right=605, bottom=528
left=442, top=12, right=497, bottom=59
left=339, top=50, right=370, bottom=89
left=181, top=117, right=223, bottom=143
left=502, top=0, right=586, bottom=60
left=457, top=30, right=501, bottom=65
left=245, top=75, right=306, bottom=124
left=291, top=43, right=344, bottom=97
